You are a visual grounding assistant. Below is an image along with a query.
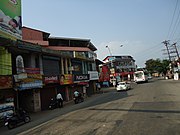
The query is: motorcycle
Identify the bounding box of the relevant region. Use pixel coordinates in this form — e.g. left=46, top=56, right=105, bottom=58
left=73, top=93, right=84, bottom=104
left=4, top=108, right=31, bottom=129
left=49, top=98, right=58, bottom=109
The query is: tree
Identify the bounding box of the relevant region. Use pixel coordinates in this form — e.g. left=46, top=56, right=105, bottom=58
left=145, top=59, right=170, bottom=75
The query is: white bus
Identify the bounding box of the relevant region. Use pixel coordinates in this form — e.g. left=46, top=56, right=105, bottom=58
left=134, top=71, right=148, bottom=83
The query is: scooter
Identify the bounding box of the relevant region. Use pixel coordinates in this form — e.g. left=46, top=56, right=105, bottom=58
left=4, top=108, right=31, bottom=129
left=49, top=98, right=58, bottom=109
left=73, top=93, right=84, bottom=104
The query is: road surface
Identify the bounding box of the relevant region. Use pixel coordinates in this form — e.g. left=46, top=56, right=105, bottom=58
left=2, top=78, right=180, bottom=135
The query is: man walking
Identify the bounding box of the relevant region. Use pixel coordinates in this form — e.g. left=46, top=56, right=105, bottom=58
left=56, top=93, right=63, bottom=108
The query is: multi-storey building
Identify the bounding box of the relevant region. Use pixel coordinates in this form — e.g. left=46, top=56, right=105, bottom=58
left=103, top=55, right=136, bottom=85
left=0, top=26, right=99, bottom=116
left=21, top=27, right=98, bottom=111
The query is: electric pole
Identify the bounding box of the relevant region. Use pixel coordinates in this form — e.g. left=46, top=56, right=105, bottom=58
left=162, top=40, right=179, bottom=61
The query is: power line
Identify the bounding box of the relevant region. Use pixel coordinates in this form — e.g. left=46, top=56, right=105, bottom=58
left=167, top=0, right=179, bottom=39
left=170, top=8, right=180, bottom=40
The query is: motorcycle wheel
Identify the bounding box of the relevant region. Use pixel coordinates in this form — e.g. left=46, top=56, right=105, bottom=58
left=8, top=122, right=15, bottom=129
left=24, top=116, right=31, bottom=123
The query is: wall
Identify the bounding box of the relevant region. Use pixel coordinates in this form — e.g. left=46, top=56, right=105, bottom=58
left=22, top=28, right=43, bottom=40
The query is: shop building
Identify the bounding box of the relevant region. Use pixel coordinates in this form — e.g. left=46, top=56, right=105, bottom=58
left=103, top=55, right=136, bottom=85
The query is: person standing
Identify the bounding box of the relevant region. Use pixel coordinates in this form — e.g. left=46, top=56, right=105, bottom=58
left=56, top=93, right=63, bottom=108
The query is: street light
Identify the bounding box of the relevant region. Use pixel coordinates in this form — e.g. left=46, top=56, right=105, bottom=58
left=105, top=44, right=123, bottom=87
left=105, top=45, right=112, bottom=56
left=106, top=45, right=123, bottom=56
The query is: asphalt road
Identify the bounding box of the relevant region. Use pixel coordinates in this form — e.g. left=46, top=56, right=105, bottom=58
left=2, top=78, right=180, bottom=135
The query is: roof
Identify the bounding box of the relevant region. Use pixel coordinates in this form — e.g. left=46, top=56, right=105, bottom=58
left=103, top=55, right=135, bottom=61
left=47, top=46, right=91, bottom=51
left=95, top=59, right=104, bottom=65
left=49, top=36, right=90, bottom=42
left=23, top=40, right=49, bottom=46
left=48, top=37, right=97, bottom=51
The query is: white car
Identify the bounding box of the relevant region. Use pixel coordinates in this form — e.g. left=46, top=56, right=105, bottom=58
left=116, top=82, right=131, bottom=91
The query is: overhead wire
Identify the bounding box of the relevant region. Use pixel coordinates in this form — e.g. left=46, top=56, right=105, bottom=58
left=166, top=0, right=179, bottom=39
left=170, top=8, right=180, bottom=40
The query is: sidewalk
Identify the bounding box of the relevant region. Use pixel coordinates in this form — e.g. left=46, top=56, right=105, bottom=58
left=0, top=87, right=114, bottom=130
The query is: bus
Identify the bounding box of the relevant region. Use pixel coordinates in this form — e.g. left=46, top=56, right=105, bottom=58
left=134, top=71, right=148, bottom=83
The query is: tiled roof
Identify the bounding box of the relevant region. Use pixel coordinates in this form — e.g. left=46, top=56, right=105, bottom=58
left=23, top=40, right=49, bottom=46
left=47, top=46, right=91, bottom=51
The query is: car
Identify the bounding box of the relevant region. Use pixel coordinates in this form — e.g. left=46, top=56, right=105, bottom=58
left=116, top=81, right=131, bottom=91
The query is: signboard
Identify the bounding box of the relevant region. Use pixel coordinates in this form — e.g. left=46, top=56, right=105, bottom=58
left=88, top=71, right=99, bottom=80
left=44, top=75, right=59, bottom=84
left=14, top=73, right=27, bottom=82
left=0, top=102, right=14, bottom=120
left=74, top=52, right=88, bottom=60
left=0, top=0, right=22, bottom=40
left=0, top=47, right=12, bottom=75
left=15, top=74, right=43, bottom=90
left=0, top=75, right=12, bottom=89
left=100, top=65, right=110, bottom=82
left=73, top=74, right=89, bottom=82
left=60, top=74, right=73, bottom=85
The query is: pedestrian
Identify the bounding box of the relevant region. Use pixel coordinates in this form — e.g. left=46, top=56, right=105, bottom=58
left=56, top=92, right=63, bottom=108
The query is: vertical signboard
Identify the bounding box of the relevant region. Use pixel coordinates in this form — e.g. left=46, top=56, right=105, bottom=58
left=0, top=0, right=22, bottom=40
left=0, top=47, right=12, bottom=75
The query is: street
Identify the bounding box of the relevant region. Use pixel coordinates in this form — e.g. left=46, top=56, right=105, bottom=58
left=1, top=78, right=180, bottom=135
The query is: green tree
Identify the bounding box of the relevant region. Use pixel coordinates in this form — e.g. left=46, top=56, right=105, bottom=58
left=145, top=59, right=170, bottom=74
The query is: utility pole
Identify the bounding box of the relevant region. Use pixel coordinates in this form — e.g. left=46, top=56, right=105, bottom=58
left=162, top=40, right=171, bottom=61
left=162, top=40, right=179, bottom=61
left=172, top=42, right=179, bottom=59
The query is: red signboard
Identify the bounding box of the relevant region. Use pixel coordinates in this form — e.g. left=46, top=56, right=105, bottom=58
left=25, top=68, right=40, bottom=74
left=0, top=76, right=12, bottom=89
left=44, top=76, right=59, bottom=84
left=99, top=65, right=110, bottom=82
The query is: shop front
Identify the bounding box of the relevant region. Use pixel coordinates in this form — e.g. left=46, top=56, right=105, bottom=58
left=0, top=75, right=14, bottom=121
left=14, top=73, right=43, bottom=112
left=59, top=74, right=73, bottom=101
left=73, top=74, right=90, bottom=96
left=88, top=71, right=99, bottom=94
left=41, top=75, right=59, bottom=110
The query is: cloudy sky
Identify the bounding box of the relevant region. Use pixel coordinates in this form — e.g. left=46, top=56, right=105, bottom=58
left=22, top=0, right=180, bottom=67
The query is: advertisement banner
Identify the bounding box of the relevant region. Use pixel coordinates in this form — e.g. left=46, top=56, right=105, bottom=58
left=60, top=74, right=73, bottom=85
left=44, top=75, right=59, bottom=84
left=0, top=0, right=22, bottom=40
left=15, top=74, right=43, bottom=90
left=0, top=102, right=14, bottom=120
left=0, top=47, right=12, bottom=75
left=0, top=76, right=12, bottom=89
left=100, top=65, right=110, bottom=82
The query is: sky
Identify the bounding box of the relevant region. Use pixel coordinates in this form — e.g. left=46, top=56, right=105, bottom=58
left=22, top=0, right=180, bottom=67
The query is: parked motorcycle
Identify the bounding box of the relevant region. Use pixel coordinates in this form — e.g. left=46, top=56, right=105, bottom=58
left=73, top=93, right=84, bottom=104
left=49, top=98, right=58, bottom=109
left=4, top=108, right=31, bottom=129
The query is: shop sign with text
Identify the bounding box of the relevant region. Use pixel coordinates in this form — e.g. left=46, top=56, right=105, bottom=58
left=73, top=74, right=89, bottom=82
left=15, top=74, right=43, bottom=90
left=88, top=71, right=99, bottom=80
left=44, top=75, right=59, bottom=84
